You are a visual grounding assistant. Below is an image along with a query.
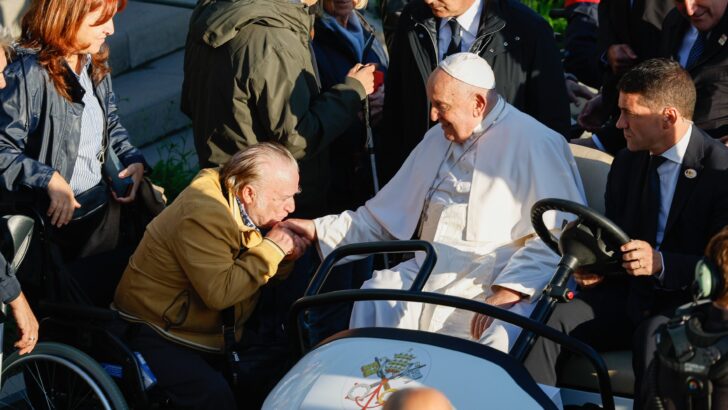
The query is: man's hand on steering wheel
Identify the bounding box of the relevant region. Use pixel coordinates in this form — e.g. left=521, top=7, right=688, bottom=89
left=620, top=239, right=663, bottom=276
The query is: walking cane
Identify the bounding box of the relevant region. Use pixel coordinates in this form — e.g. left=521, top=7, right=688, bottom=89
left=361, top=35, right=381, bottom=195
left=361, top=35, right=388, bottom=268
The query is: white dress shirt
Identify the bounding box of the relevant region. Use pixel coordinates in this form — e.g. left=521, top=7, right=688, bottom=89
left=437, top=0, right=483, bottom=61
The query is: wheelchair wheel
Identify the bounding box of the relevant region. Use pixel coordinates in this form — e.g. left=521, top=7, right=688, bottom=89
left=0, top=341, right=128, bottom=409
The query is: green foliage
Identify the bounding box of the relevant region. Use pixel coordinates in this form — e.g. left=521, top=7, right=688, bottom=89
left=522, top=0, right=567, bottom=35
left=149, top=140, right=198, bottom=203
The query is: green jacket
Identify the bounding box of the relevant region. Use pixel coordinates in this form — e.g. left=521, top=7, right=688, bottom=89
left=181, top=0, right=367, bottom=218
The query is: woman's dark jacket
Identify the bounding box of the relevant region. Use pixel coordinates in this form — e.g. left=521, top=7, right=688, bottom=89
left=312, top=11, right=388, bottom=213
left=0, top=52, right=145, bottom=194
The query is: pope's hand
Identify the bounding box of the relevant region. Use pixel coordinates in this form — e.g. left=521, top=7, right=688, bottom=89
left=278, top=218, right=317, bottom=242
left=266, top=225, right=309, bottom=260
left=470, top=287, right=522, bottom=340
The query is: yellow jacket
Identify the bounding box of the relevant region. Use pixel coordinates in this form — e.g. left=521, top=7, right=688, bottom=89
left=113, top=168, right=287, bottom=352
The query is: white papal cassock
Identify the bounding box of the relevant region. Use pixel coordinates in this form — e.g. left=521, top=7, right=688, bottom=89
left=314, top=98, right=587, bottom=352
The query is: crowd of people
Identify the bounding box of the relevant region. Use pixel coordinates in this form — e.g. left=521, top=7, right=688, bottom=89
left=1, top=0, right=728, bottom=409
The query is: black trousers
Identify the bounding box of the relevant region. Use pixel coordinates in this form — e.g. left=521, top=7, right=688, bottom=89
left=127, top=325, right=236, bottom=410
left=524, top=280, right=638, bottom=386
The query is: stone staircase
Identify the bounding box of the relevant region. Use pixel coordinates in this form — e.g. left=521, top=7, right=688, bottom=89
left=107, top=0, right=196, bottom=167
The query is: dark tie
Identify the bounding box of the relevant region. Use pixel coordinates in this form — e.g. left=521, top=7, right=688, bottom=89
left=444, top=19, right=462, bottom=58
left=685, top=32, right=707, bottom=69
left=640, top=155, right=668, bottom=246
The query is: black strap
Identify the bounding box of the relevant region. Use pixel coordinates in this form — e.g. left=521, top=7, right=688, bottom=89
left=222, top=306, right=241, bottom=387
left=219, top=179, right=242, bottom=386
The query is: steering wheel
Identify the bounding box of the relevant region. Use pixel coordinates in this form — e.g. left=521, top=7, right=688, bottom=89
left=531, top=198, right=631, bottom=275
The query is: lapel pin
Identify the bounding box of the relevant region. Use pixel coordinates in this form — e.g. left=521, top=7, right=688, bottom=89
left=720, top=34, right=727, bottom=46
left=684, top=168, right=698, bottom=179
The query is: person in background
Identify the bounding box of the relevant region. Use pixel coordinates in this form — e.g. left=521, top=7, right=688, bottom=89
left=639, top=225, right=728, bottom=409
left=0, top=24, right=39, bottom=356
left=309, top=0, right=388, bottom=341
left=660, top=0, right=728, bottom=144
left=562, top=0, right=602, bottom=90
left=576, top=0, right=673, bottom=154
left=0, top=0, right=148, bottom=261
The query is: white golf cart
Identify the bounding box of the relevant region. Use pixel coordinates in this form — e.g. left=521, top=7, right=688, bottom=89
left=264, top=198, right=639, bottom=410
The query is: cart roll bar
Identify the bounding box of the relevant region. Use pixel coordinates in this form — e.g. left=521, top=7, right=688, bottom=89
left=304, top=240, right=437, bottom=297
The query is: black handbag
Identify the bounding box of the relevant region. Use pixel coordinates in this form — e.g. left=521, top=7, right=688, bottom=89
left=71, top=182, right=108, bottom=221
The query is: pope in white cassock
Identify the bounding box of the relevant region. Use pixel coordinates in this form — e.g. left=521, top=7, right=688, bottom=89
left=282, top=53, right=586, bottom=352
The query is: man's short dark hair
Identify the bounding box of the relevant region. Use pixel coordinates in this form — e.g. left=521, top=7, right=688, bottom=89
left=618, top=58, right=696, bottom=120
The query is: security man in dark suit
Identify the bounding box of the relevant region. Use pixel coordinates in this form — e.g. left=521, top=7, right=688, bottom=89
left=525, top=59, right=728, bottom=397
left=577, top=0, right=674, bottom=154
left=660, top=0, right=728, bottom=142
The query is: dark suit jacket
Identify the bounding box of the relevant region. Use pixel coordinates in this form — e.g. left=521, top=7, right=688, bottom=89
left=605, top=127, right=728, bottom=317
left=596, top=0, right=674, bottom=154
left=660, top=9, right=728, bottom=139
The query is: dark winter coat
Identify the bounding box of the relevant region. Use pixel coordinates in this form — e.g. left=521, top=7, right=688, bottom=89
left=182, top=0, right=367, bottom=218
left=312, top=10, right=388, bottom=213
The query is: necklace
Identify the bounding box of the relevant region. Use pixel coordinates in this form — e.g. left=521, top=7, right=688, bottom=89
left=416, top=97, right=507, bottom=238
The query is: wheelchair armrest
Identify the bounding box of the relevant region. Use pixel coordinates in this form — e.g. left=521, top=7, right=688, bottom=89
left=1, top=215, right=34, bottom=272
left=39, top=300, right=120, bottom=322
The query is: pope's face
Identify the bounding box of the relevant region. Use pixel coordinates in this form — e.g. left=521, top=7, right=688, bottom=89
left=675, top=0, right=728, bottom=32
left=423, top=0, right=477, bottom=18
left=616, top=92, right=667, bottom=153
left=427, top=70, right=482, bottom=144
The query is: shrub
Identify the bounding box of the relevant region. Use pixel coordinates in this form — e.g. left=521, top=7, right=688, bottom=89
left=149, top=140, right=198, bottom=203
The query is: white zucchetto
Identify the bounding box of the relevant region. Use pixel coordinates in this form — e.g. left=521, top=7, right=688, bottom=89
left=438, top=52, right=496, bottom=90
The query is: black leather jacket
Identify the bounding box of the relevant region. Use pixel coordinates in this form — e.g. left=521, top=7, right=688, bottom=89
left=0, top=51, right=145, bottom=194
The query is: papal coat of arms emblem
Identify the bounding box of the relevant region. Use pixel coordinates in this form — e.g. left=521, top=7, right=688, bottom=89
left=343, top=348, right=429, bottom=409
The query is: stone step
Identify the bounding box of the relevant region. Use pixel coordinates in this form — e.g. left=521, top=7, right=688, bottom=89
left=113, top=50, right=189, bottom=148
left=107, top=1, right=192, bottom=76
left=139, top=126, right=196, bottom=170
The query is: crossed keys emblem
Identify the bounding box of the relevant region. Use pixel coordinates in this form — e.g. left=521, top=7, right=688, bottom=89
left=344, top=349, right=427, bottom=409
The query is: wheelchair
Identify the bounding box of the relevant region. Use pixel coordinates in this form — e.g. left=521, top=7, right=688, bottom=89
left=0, top=199, right=165, bottom=409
